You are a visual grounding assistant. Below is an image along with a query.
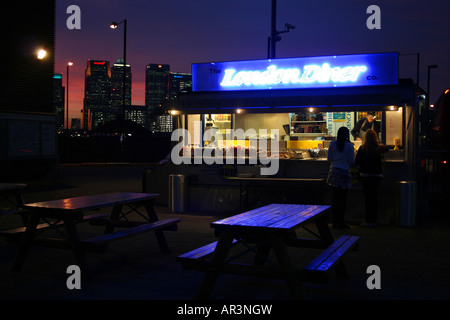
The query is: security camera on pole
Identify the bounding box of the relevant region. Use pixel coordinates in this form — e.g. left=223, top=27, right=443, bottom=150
left=267, top=0, right=295, bottom=59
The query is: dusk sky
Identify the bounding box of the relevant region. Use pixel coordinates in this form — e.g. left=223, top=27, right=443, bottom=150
left=54, top=0, right=450, bottom=123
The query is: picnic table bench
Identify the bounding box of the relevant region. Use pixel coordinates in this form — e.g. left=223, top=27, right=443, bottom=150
left=11, top=192, right=180, bottom=279
left=178, top=203, right=359, bottom=299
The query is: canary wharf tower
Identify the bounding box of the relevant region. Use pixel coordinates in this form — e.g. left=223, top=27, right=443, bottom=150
left=83, top=60, right=112, bottom=129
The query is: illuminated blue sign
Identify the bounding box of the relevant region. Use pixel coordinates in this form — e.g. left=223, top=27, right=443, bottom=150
left=192, top=52, right=398, bottom=92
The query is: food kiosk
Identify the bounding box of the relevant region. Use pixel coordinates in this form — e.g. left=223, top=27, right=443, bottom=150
left=147, top=52, right=422, bottom=224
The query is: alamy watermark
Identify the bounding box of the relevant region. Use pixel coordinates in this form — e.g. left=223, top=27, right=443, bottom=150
left=366, top=5, right=381, bottom=30
left=366, top=265, right=381, bottom=289
left=171, top=122, right=279, bottom=176
left=65, top=263, right=382, bottom=291
left=66, top=265, right=81, bottom=289
left=66, top=5, right=81, bottom=30
left=66, top=5, right=380, bottom=31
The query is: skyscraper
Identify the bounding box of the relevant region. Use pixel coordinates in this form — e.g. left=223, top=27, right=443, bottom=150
left=125, top=105, right=147, bottom=127
left=169, top=72, right=192, bottom=99
left=155, top=72, right=192, bottom=132
left=111, top=58, right=131, bottom=119
left=145, top=64, right=170, bottom=131
left=83, top=60, right=112, bottom=129
left=53, top=73, right=65, bottom=129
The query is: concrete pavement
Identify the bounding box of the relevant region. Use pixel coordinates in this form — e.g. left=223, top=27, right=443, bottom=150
left=1, top=164, right=449, bottom=301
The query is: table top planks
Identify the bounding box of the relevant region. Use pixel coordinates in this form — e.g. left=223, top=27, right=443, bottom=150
left=211, top=204, right=330, bottom=234
left=23, top=192, right=160, bottom=211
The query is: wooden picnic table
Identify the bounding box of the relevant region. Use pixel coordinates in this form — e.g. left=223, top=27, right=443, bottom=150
left=178, top=203, right=358, bottom=299
left=11, top=192, right=180, bottom=279
left=0, top=183, right=27, bottom=216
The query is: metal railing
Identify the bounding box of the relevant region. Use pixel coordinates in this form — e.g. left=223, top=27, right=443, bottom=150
left=420, top=149, right=448, bottom=197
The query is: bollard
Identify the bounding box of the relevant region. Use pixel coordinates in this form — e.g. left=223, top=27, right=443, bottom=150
left=395, top=181, right=417, bottom=227
left=169, top=174, right=185, bottom=213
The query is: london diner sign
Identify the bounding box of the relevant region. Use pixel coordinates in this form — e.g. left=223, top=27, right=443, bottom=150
left=192, top=52, right=398, bottom=92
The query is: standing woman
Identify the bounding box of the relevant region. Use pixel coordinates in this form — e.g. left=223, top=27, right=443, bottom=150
left=326, top=126, right=355, bottom=229
left=355, top=129, right=388, bottom=227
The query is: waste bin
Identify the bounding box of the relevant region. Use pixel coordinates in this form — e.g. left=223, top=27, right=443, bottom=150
left=395, top=181, right=417, bottom=227
left=169, top=174, right=185, bottom=213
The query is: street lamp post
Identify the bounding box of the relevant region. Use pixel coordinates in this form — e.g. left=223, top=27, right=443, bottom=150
left=110, top=19, right=127, bottom=121
left=427, top=64, right=438, bottom=108
left=426, top=64, right=438, bottom=143
left=66, top=61, right=74, bottom=129
left=268, top=0, right=295, bottom=59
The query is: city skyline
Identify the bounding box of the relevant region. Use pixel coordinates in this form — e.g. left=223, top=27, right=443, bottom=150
left=55, top=0, right=450, bottom=125
left=56, top=55, right=193, bottom=127
left=55, top=59, right=192, bottom=131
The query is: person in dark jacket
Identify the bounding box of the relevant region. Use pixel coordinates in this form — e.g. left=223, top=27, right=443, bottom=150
left=326, top=126, right=355, bottom=229
left=351, top=112, right=381, bottom=141
left=355, top=129, right=388, bottom=227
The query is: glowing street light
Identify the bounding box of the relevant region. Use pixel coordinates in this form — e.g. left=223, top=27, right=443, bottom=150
left=37, top=49, right=47, bottom=60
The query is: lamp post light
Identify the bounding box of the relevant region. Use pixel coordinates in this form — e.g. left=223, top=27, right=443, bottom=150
left=110, top=19, right=127, bottom=121
left=37, top=49, right=47, bottom=60
left=66, top=61, right=74, bottom=130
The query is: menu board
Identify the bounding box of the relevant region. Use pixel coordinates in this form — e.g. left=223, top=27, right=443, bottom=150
left=385, top=109, right=403, bottom=146
left=326, top=112, right=354, bottom=138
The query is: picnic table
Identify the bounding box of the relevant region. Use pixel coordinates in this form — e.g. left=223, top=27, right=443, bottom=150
left=178, top=203, right=358, bottom=299
left=0, top=183, right=27, bottom=216
left=11, top=192, right=180, bottom=279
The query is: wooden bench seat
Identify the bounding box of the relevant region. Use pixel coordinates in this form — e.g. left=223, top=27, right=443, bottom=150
left=0, top=213, right=109, bottom=242
left=82, top=218, right=180, bottom=252
left=303, top=235, right=359, bottom=283
left=178, top=239, right=238, bottom=270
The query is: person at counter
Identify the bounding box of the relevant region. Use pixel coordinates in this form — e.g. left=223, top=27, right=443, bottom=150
left=326, top=126, right=355, bottom=229
left=351, top=112, right=380, bottom=141
left=355, top=129, right=388, bottom=227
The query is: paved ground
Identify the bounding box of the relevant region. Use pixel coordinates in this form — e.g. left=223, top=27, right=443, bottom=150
left=1, top=164, right=449, bottom=307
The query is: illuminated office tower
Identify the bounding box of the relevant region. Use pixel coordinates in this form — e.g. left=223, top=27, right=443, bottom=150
left=169, top=72, right=192, bottom=99
left=83, top=60, right=112, bottom=130
left=111, top=58, right=131, bottom=119
left=53, top=73, right=65, bottom=129
left=156, top=72, right=193, bottom=132
left=125, top=105, right=147, bottom=127
left=145, top=64, right=170, bottom=131
left=145, top=65, right=192, bottom=132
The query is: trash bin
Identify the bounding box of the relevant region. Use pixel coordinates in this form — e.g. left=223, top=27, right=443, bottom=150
left=395, top=181, right=417, bottom=227
left=169, top=174, right=185, bottom=213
